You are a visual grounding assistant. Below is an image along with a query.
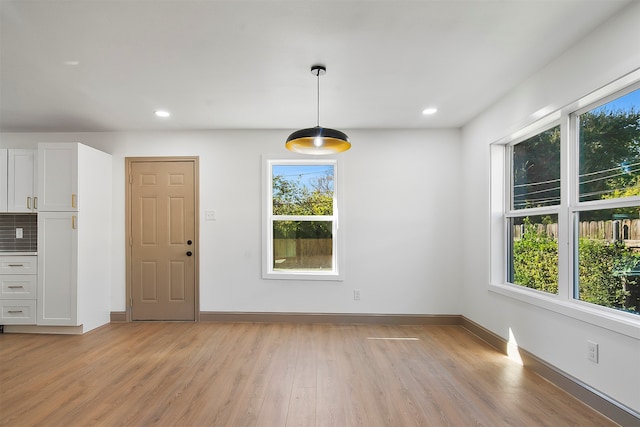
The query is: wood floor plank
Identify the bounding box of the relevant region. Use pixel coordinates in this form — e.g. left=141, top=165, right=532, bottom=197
left=286, top=324, right=317, bottom=427
left=0, top=322, right=620, bottom=426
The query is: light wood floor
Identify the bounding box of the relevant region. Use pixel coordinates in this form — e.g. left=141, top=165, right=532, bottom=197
left=0, top=322, right=617, bottom=426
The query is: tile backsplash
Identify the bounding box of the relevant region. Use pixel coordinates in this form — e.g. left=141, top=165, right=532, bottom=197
left=0, top=214, right=37, bottom=252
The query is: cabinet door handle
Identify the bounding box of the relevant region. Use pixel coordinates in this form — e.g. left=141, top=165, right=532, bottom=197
left=34, top=197, right=38, bottom=210
left=26, top=196, right=31, bottom=209
left=8, top=285, right=24, bottom=289
left=7, top=264, right=24, bottom=267
left=72, top=215, right=77, bottom=229
left=7, top=310, right=24, bottom=314
left=71, top=194, right=77, bottom=208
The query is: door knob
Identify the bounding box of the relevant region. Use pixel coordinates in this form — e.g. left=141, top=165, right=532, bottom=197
left=186, top=251, right=193, bottom=256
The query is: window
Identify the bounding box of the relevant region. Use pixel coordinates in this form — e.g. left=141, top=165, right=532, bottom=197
left=263, top=159, right=343, bottom=280
left=507, top=125, right=561, bottom=295
left=508, top=213, right=559, bottom=294
left=512, top=126, right=561, bottom=210
left=574, top=88, right=640, bottom=314
left=498, top=81, right=640, bottom=322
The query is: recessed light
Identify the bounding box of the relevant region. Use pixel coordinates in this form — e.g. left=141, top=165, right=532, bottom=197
left=155, top=110, right=171, bottom=118
left=63, top=60, right=80, bottom=66
left=422, top=107, right=438, bottom=115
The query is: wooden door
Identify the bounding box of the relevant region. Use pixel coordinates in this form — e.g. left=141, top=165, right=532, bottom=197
left=128, top=159, right=198, bottom=321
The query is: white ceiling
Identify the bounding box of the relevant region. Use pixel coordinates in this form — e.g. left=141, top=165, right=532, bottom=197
left=0, top=0, right=632, bottom=132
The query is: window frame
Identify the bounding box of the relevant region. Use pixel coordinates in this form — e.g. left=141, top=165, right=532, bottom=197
left=490, top=71, right=640, bottom=339
left=262, top=157, right=345, bottom=281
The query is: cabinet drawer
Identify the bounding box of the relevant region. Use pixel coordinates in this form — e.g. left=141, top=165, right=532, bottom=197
left=0, top=300, right=36, bottom=324
left=0, top=256, right=37, bottom=274
left=0, top=275, right=36, bottom=298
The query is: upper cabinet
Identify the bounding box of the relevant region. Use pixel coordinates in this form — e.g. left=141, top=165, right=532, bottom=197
left=0, top=150, right=7, bottom=212
left=8, top=149, right=37, bottom=212
left=0, top=149, right=37, bottom=213
left=38, top=143, right=78, bottom=211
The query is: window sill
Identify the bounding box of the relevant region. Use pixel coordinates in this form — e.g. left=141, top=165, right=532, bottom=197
left=488, top=282, right=640, bottom=339
left=263, top=270, right=344, bottom=281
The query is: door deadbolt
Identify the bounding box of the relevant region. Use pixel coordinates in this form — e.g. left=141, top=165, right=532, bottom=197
left=187, top=240, right=193, bottom=245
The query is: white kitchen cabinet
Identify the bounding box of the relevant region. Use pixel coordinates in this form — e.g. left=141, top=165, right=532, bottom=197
left=8, top=149, right=37, bottom=212
left=0, top=255, right=37, bottom=325
left=37, top=212, right=78, bottom=325
left=0, top=275, right=37, bottom=298
left=0, top=256, right=37, bottom=274
left=37, top=143, right=78, bottom=211
left=0, top=150, right=7, bottom=212
left=0, top=149, right=37, bottom=212
left=1, top=300, right=36, bottom=324
left=35, top=143, right=112, bottom=333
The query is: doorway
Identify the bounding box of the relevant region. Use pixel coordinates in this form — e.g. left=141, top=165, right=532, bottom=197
left=126, top=157, right=199, bottom=321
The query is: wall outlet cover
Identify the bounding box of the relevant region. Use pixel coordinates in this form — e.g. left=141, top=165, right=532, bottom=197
left=587, top=341, right=599, bottom=363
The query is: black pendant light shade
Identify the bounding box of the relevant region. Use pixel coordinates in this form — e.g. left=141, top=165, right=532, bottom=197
left=286, top=65, right=351, bottom=155
left=285, top=126, right=350, bottom=155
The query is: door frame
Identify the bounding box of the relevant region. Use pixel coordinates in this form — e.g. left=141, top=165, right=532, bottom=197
left=125, top=156, right=200, bottom=322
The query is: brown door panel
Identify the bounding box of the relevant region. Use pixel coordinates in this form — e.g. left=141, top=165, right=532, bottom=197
left=129, top=160, right=197, bottom=321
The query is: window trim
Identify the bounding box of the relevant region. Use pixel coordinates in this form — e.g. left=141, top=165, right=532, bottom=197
left=262, top=157, right=345, bottom=281
left=490, top=70, right=640, bottom=339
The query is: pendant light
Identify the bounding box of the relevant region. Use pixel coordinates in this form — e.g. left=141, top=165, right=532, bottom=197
left=286, top=65, right=351, bottom=155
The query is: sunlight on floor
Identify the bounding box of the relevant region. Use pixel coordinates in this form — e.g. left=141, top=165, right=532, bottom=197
left=366, top=337, right=420, bottom=341
left=507, top=327, right=524, bottom=365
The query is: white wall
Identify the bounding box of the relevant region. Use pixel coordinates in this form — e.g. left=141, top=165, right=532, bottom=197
left=0, top=128, right=462, bottom=315
left=461, top=2, right=640, bottom=412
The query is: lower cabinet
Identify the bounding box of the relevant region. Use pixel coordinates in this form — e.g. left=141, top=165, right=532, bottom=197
left=37, top=210, right=111, bottom=333
left=37, top=212, right=77, bottom=326
left=0, top=256, right=37, bottom=324
left=1, top=300, right=36, bottom=324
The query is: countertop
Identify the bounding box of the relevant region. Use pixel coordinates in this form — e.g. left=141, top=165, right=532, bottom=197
left=0, top=252, right=38, bottom=256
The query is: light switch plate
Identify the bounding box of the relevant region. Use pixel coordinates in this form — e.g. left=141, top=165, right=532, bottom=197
left=205, top=210, right=216, bottom=221
left=16, top=228, right=23, bottom=239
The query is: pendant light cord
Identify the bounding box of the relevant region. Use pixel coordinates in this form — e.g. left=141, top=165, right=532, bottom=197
left=316, top=69, right=320, bottom=127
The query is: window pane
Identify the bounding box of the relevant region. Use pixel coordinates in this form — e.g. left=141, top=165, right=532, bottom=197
left=273, top=220, right=332, bottom=271
left=579, top=88, right=640, bottom=202
left=576, top=208, right=640, bottom=315
left=508, top=214, right=558, bottom=294
left=512, top=126, right=561, bottom=210
left=272, top=164, right=334, bottom=215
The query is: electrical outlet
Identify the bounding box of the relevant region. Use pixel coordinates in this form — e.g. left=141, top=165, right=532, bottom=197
left=353, top=290, right=361, bottom=301
left=587, top=341, right=599, bottom=363
left=15, top=228, right=23, bottom=239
